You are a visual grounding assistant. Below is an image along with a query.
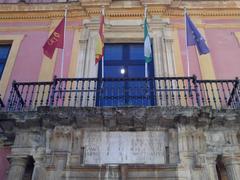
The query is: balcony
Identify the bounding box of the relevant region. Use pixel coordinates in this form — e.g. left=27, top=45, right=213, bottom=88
left=3, top=75, right=240, bottom=111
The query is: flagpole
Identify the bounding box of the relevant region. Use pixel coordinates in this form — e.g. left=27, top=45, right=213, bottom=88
left=101, top=6, right=105, bottom=79
left=144, top=5, right=148, bottom=78
left=184, top=7, right=190, bottom=77
left=61, top=7, right=67, bottom=78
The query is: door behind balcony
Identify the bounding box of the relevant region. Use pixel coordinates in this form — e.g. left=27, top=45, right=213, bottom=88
left=97, top=43, right=155, bottom=107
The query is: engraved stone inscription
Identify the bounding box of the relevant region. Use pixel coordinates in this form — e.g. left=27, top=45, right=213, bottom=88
left=83, top=131, right=166, bottom=164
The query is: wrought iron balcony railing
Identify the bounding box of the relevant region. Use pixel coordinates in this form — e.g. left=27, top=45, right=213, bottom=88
left=5, top=76, right=240, bottom=111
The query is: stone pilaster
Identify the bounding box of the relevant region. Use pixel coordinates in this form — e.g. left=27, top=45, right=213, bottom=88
left=120, top=165, right=128, bottom=180
left=7, top=156, right=28, bottom=180
left=178, top=152, right=194, bottom=180
left=32, top=148, right=46, bottom=180
left=205, top=156, right=218, bottom=180
left=150, top=16, right=176, bottom=77
left=222, top=155, right=240, bottom=180
left=31, top=158, right=45, bottom=180
left=150, top=16, right=166, bottom=77
left=76, top=28, right=89, bottom=78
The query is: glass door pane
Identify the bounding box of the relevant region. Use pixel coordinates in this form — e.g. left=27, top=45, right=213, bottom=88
left=97, top=43, right=155, bottom=107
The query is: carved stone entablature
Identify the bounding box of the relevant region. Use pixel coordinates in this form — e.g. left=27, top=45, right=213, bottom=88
left=80, top=0, right=112, bottom=7
left=205, top=130, right=240, bottom=155
left=53, top=126, right=73, bottom=138
left=13, top=131, right=44, bottom=149
left=1, top=0, right=240, bottom=20
left=1, top=107, right=240, bottom=179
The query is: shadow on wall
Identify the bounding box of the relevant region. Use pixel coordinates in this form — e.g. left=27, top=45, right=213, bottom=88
left=216, top=155, right=228, bottom=180
left=237, top=132, right=240, bottom=145
left=23, top=156, right=35, bottom=180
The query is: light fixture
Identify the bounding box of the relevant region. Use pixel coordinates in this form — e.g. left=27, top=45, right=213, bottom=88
left=120, top=68, right=125, bottom=74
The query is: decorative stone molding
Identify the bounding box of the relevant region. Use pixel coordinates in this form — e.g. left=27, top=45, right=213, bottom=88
left=53, top=126, right=73, bottom=137
left=140, top=0, right=172, bottom=5
left=1, top=107, right=240, bottom=179
left=204, top=155, right=219, bottom=180
left=7, top=156, right=28, bottom=180
left=222, top=154, right=240, bottom=180
left=1, top=2, right=240, bottom=20
left=51, top=126, right=73, bottom=152
left=32, top=148, right=46, bottom=180
left=80, top=0, right=111, bottom=7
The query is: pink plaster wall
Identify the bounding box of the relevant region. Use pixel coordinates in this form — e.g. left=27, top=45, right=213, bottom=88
left=177, top=29, right=202, bottom=78
left=0, top=147, right=11, bottom=180
left=0, top=21, right=50, bottom=27
left=204, top=28, right=240, bottom=79
left=53, top=21, right=78, bottom=78
left=3, top=31, right=47, bottom=82
left=0, top=0, right=56, bottom=3
left=1, top=30, right=48, bottom=103
left=0, top=20, right=81, bottom=103
left=53, top=29, right=74, bottom=78
left=171, top=18, right=240, bottom=79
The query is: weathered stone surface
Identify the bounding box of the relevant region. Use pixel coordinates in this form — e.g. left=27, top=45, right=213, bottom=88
left=1, top=107, right=240, bottom=179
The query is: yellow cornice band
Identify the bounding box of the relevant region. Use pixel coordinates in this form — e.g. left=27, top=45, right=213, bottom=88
left=1, top=4, right=240, bottom=20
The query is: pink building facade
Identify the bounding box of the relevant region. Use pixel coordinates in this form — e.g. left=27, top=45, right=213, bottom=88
left=0, top=1, right=240, bottom=179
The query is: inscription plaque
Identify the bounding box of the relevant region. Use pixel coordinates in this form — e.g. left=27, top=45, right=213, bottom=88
left=83, top=131, right=167, bottom=164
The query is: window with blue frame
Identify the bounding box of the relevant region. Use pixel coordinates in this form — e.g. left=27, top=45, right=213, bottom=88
left=0, top=44, right=12, bottom=79
left=97, top=43, right=155, bottom=107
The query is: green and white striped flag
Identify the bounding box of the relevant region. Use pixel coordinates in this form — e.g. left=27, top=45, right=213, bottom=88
left=144, top=18, right=152, bottom=63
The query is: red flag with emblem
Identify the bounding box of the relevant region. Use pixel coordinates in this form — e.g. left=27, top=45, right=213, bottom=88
left=43, top=18, right=65, bottom=59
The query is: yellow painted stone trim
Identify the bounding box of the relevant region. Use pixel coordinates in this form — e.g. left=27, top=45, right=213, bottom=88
left=172, top=28, right=186, bottom=105
left=1, top=4, right=240, bottom=20
left=234, top=32, right=240, bottom=44
left=0, top=34, right=24, bottom=97
left=172, top=28, right=184, bottom=76
left=1, top=23, right=240, bottom=33
left=68, top=29, right=81, bottom=78
left=38, top=19, right=60, bottom=81
left=173, top=23, right=240, bottom=29
left=190, top=18, right=218, bottom=107
left=193, top=19, right=216, bottom=80
left=0, top=25, right=82, bottom=32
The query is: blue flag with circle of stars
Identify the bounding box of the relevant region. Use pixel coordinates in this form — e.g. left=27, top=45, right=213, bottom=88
left=186, top=13, right=210, bottom=55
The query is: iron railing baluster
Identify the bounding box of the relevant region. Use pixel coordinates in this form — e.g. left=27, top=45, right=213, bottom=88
left=74, top=80, right=79, bottom=107
left=6, top=76, right=240, bottom=111
left=182, top=79, right=188, bottom=106
left=176, top=79, right=181, bottom=106
left=67, top=80, right=72, bottom=107
left=215, top=82, right=222, bottom=108
left=40, top=85, right=45, bottom=106
left=210, top=82, right=217, bottom=109
left=86, top=80, right=90, bottom=107
left=50, top=76, right=57, bottom=107
left=192, top=75, right=200, bottom=107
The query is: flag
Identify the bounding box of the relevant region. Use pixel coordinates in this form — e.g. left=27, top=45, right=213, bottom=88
left=95, top=14, right=104, bottom=64
left=144, top=18, right=152, bottom=63
left=185, top=13, right=209, bottom=55
left=43, top=18, right=65, bottom=59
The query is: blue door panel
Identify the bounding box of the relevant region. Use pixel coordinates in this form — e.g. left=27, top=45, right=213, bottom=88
left=97, top=43, right=154, bottom=107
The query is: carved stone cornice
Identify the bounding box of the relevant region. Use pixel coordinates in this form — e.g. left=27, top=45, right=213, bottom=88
left=0, top=2, right=240, bottom=21
left=80, top=0, right=111, bottom=7
left=0, top=3, right=86, bottom=20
